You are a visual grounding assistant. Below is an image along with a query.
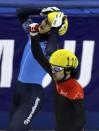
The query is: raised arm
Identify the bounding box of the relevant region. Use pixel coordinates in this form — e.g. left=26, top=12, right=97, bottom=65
left=28, top=9, right=68, bottom=77
left=30, top=34, right=52, bottom=76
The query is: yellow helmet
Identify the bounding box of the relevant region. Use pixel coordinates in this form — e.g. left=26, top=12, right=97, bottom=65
left=49, top=49, right=79, bottom=68
left=48, top=12, right=68, bottom=36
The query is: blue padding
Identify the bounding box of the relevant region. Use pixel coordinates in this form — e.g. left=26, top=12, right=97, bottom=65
left=1, top=7, right=99, bottom=15
left=0, top=7, right=16, bottom=14
left=0, top=1, right=99, bottom=8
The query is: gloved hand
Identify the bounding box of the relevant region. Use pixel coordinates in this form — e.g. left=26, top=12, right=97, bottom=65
left=40, top=6, right=60, bottom=16
left=28, top=23, right=39, bottom=36
left=49, top=12, right=64, bottom=28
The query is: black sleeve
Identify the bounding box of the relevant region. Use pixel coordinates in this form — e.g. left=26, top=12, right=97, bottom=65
left=71, top=99, right=86, bottom=131
left=30, top=35, right=52, bottom=77
left=45, top=28, right=59, bottom=56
